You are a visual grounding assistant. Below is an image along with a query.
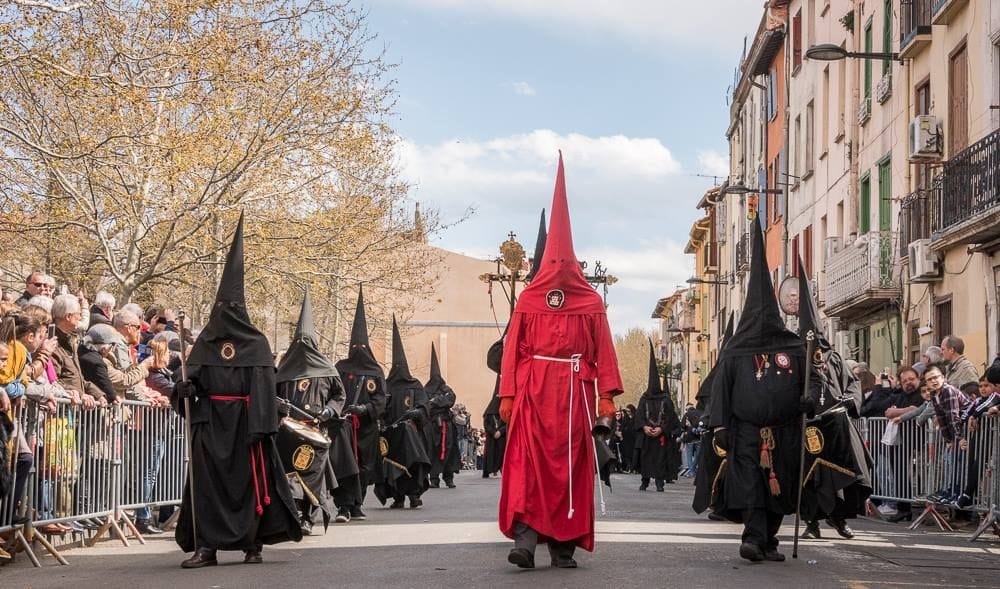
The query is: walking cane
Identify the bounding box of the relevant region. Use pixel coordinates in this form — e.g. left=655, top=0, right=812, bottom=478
left=177, top=312, right=198, bottom=551
left=793, top=330, right=816, bottom=559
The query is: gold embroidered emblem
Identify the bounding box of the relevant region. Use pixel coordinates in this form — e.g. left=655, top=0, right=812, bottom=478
left=805, top=426, right=824, bottom=455
left=366, top=380, right=377, bottom=393
left=220, top=342, right=236, bottom=361
left=292, top=445, right=315, bottom=471
left=298, top=379, right=310, bottom=392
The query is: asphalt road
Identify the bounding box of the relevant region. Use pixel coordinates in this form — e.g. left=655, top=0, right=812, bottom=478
left=4, top=471, right=999, bottom=588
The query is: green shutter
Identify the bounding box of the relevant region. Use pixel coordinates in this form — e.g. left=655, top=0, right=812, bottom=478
left=882, top=0, right=891, bottom=75
left=878, top=159, right=891, bottom=232
left=860, top=174, right=871, bottom=234
left=864, top=22, right=873, bottom=99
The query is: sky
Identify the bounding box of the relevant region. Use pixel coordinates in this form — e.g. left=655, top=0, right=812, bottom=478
left=366, top=0, right=764, bottom=334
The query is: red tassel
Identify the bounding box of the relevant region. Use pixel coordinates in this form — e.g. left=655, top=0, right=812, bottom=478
left=769, top=471, right=781, bottom=496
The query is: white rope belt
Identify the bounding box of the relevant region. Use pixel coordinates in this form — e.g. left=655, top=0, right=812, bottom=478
left=531, top=354, right=606, bottom=518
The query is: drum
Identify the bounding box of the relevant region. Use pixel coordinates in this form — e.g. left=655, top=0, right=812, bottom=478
left=277, top=417, right=331, bottom=476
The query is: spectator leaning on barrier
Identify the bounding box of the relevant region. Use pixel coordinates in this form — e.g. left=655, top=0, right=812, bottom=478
left=49, top=294, right=104, bottom=409
left=880, top=368, right=924, bottom=421
left=109, top=310, right=154, bottom=401
left=925, top=365, right=973, bottom=505
left=88, top=291, right=115, bottom=329
left=942, top=335, right=979, bottom=391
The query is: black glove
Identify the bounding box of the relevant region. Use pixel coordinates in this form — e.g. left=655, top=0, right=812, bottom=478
left=318, top=407, right=335, bottom=422
left=344, top=404, right=367, bottom=416
left=714, top=428, right=729, bottom=452
left=403, top=408, right=425, bottom=421
left=799, top=395, right=816, bottom=418
left=174, top=380, right=196, bottom=400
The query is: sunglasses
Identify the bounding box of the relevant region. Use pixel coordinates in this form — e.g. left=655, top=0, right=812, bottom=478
left=32, top=282, right=55, bottom=289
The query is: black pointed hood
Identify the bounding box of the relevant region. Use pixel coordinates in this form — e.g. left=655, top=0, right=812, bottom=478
left=643, top=339, right=666, bottom=398
left=187, top=213, right=273, bottom=368
left=276, top=289, right=339, bottom=382
left=796, top=257, right=831, bottom=351
left=335, top=285, right=383, bottom=378
left=386, top=316, right=421, bottom=390
left=721, top=221, right=803, bottom=359
left=524, top=209, right=547, bottom=282
left=722, top=312, right=735, bottom=345
left=424, top=343, right=454, bottom=398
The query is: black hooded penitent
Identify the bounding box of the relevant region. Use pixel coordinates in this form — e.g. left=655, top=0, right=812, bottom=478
left=276, top=290, right=340, bottom=383
left=423, top=344, right=460, bottom=481
left=634, top=340, right=681, bottom=481
left=335, top=285, right=384, bottom=378
left=524, top=208, right=547, bottom=283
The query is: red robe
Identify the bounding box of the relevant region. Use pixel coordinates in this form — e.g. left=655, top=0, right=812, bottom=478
left=498, top=154, right=623, bottom=551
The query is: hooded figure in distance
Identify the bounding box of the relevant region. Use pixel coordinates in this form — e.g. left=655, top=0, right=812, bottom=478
left=275, top=290, right=349, bottom=533
left=498, top=154, right=623, bottom=570
left=423, top=344, right=461, bottom=488
left=692, top=313, right=734, bottom=517
left=707, top=220, right=817, bottom=563
left=374, top=317, right=431, bottom=509
left=332, top=285, right=387, bottom=521
left=482, top=335, right=508, bottom=478
left=634, top=340, right=681, bottom=491
left=174, top=214, right=302, bottom=568
left=795, top=258, right=872, bottom=541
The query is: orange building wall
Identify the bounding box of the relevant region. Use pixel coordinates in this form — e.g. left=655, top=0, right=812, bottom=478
left=765, top=44, right=785, bottom=274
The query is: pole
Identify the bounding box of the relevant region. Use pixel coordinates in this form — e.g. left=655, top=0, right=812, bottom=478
left=793, top=330, right=816, bottom=559
left=177, top=311, right=198, bottom=551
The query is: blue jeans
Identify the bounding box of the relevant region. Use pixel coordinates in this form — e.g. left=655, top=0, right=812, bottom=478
left=136, top=433, right=166, bottom=520
left=684, top=442, right=701, bottom=476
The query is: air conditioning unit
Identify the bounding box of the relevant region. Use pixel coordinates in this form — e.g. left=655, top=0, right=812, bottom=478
left=909, top=115, right=943, bottom=161
left=824, top=236, right=842, bottom=261
left=908, top=239, right=941, bottom=282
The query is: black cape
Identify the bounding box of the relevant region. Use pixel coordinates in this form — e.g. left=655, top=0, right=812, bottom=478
left=482, top=335, right=507, bottom=476
left=423, top=344, right=461, bottom=479
left=175, top=213, right=301, bottom=552
left=692, top=313, right=733, bottom=514
left=634, top=341, right=681, bottom=480
left=373, top=317, right=431, bottom=503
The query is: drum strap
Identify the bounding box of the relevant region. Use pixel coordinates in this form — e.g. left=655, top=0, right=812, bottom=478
left=440, top=422, right=447, bottom=460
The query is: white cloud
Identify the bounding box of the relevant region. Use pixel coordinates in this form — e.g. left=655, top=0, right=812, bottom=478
left=397, top=129, right=702, bottom=334
left=510, top=81, right=536, bottom=96
left=696, top=149, right=729, bottom=178
left=394, top=0, right=763, bottom=54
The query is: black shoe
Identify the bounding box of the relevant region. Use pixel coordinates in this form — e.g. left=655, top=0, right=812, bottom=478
left=335, top=508, right=351, bottom=523
left=801, top=521, right=821, bottom=539
left=350, top=506, right=367, bottom=520
left=181, top=548, right=218, bottom=569
left=739, top=542, right=765, bottom=563
left=656, top=484, right=665, bottom=492
left=639, top=482, right=649, bottom=491
left=826, top=518, right=854, bottom=539
left=135, top=519, right=163, bottom=535
left=389, top=499, right=405, bottom=509
left=428, top=479, right=440, bottom=489
left=445, top=480, right=456, bottom=489
left=243, top=549, right=262, bottom=564
left=507, top=548, right=535, bottom=569
left=885, top=511, right=912, bottom=523
left=551, top=555, right=578, bottom=568
left=763, top=548, right=786, bottom=562
left=707, top=512, right=726, bottom=521
left=409, top=497, right=423, bottom=509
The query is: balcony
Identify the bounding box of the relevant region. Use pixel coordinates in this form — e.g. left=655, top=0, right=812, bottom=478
left=932, top=129, right=1000, bottom=249
left=932, top=0, right=968, bottom=24
left=824, top=231, right=900, bottom=322
left=898, top=184, right=938, bottom=257
left=858, top=96, right=871, bottom=125
left=734, top=232, right=750, bottom=274
left=900, top=0, right=932, bottom=59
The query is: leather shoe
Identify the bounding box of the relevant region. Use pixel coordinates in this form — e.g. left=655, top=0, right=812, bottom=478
left=507, top=548, right=535, bottom=569
left=639, top=481, right=649, bottom=491
left=181, top=548, right=218, bottom=569
left=763, top=548, right=786, bottom=562
left=428, top=479, right=440, bottom=489
left=801, top=520, right=821, bottom=539
left=243, top=549, right=263, bottom=564
left=826, top=518, right=854, bottom=539
left=349, top=506, right=367, bottom=520
left=409, top=497, right=423, bottom=509
left=739, top=542, right=765, bottom=562
left=550, top=555, right=578, bottom=568
left=389, top=499, right=405, bottom=509
left=135, top=519, right=163, bottom=535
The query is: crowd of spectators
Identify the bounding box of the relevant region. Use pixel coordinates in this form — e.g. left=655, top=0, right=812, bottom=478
left=1, top=271, right=188, bottom=563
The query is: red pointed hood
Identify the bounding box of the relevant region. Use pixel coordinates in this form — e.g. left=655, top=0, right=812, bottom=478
left=513, top=153, right=605, bottom=315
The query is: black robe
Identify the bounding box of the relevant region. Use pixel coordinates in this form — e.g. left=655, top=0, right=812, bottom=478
left=375, top=383, right=431, bottom=502
left=482, top=379, right=507, bottom=476
left=635, top=392, right=681, bottom=481
left=175, top=365, right=302, bottom=552
left=424, top=388, right=460, bottom=479
left=708, top=354, right=806, bottom=521
left=331, top=371, right=387, bottom=505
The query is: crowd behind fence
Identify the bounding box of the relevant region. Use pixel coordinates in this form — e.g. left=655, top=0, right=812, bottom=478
left=3, top=407, right=1000, bottom=567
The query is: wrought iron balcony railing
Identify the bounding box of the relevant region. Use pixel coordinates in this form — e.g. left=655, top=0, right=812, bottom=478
left=824, top=230, right=900, bottom=319
left=934, top=128, right=1000, bottom=239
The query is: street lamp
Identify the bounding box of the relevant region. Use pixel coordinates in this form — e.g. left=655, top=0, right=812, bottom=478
left=722, top=183, right=783, bottom=196
left=686, top=276, right=729, bottom=286
left=805, top=43, right=899, bottom=62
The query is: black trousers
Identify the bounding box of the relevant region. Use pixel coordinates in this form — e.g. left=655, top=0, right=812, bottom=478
left=512, top=521, right=575, bottom=559
left=741, top=508, right=783, bottom=550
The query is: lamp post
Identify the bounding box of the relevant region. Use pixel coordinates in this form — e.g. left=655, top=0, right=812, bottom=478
left=805, top=43, right=900, bottom=63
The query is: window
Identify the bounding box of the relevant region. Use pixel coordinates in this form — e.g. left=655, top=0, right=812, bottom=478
left=908, top=322, right=922, bottom=366
left=837, top=51, right=847, bottom=139
left=776, top=150, right=786, bottom=218
left=949, top=44, right=969, bottom=155
left=836, top=200, right=844, bottom=240
left=758, top=166, right=768, bottom=232
left=805, top=101, right=815, bottom=174
left=915, top=80, right=932, bottom=190
left=792, top=10, right=802, bottom=71
left=860, top=173, right=871, bottom=234
left=864, top=20, right=873, bottom=102
left=807, top=0, right=816, bottom=48
left=791, top=235, right=800, bottom=275
left=794, top=114, right=801, bottom=177
left=821, top=67, right=830, bottom=150
left=878, top=158, right=891, bottom=232
left=768, top=66, right=778, bottom=120
left=882, top=0, right=892, bottom=75
left=935, top=297, right=953, bottom=345
left=819, top=215, right=828, bottom=266
left=803, top=225, right=813, bottom=276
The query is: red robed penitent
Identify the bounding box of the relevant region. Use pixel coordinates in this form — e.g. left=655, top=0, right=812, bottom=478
left=498, top=154, right=623, bottom=551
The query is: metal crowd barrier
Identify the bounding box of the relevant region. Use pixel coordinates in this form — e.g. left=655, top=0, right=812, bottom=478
left=1, top=398, right=186, bottom=567
left=862, top=415, right=1000, bottom=541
